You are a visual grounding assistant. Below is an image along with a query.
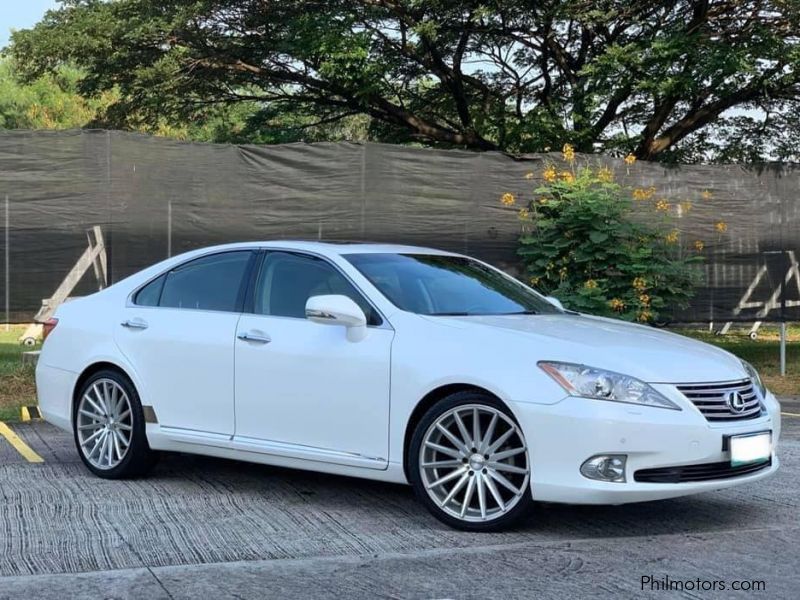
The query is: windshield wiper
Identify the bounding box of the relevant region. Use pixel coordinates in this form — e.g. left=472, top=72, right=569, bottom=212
left=505, top=310, right=538, bottom=315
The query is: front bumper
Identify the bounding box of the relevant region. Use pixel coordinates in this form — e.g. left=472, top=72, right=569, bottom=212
left=515, top=388, right=780, bottom=505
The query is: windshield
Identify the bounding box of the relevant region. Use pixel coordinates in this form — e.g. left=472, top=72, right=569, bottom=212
left=344, top=253, right=562, bottom=316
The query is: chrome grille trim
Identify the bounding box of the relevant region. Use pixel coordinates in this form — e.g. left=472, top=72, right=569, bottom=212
left=676, top=379, right=764, bottom=422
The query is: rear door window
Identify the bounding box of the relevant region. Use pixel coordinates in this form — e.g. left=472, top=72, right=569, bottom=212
left=156, top=251, right=253, bottom=312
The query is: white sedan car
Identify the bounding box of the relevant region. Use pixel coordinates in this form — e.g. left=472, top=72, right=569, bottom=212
left=36, top=241, right=780, bottom=531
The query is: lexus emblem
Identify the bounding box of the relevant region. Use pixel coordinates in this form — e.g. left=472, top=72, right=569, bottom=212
left=726, top=391, right=746, bottom=412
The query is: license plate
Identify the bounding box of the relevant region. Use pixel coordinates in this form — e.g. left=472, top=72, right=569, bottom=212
left=730, top=432, right=771, bottom=467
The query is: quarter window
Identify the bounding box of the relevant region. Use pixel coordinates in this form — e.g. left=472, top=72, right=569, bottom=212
left=153, top=251, right=252, bottom=312
left=254, top=252, right=381, bottom=326
left=134, top=274, right=165, bottom=307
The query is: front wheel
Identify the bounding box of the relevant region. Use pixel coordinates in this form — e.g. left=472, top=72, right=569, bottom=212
left=73, top=369, right=157, bottom=479
left=408, top=392, right=533, bottom=531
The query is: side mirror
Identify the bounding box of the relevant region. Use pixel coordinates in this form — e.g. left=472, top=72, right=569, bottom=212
left=545, top=295, right=565, bottom=311
left=305, top=295, right=368, bottom=342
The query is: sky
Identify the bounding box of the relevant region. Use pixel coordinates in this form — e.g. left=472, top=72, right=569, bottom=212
left=0, top=0, right=59, bottom=49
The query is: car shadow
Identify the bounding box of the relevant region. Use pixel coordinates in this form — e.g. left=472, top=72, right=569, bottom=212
left=153, top=451, right=772, bottom=540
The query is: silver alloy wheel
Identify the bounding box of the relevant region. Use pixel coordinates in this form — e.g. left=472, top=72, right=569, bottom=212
left=76, top=378, right=133, bottom=470
left=419, top=404, right=530, bottom=522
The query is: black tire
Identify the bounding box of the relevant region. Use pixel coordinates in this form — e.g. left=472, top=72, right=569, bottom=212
left=73, top=368, right=158, bottom=479
left=408, top=391, right=534, bottom=532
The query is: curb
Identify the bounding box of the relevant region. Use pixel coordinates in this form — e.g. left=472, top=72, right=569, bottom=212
left=20, top=406, right=42, bottom=422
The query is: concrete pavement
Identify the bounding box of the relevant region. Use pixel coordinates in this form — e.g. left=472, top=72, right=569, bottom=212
left=0, top=413, right=798, bottom=599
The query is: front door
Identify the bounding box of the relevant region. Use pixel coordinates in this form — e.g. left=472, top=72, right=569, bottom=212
left=234, top=251, right=393, bottom=468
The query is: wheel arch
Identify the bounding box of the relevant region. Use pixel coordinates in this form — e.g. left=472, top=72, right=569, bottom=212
left=71, top=361, right=137, bottom=425
left=402, top=383, right=510, bottom=482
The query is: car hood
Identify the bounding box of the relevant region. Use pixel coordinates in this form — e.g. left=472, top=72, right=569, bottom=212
left=421, top=313, right=746, bottom=384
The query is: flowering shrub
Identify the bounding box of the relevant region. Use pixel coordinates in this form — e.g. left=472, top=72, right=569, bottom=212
left=508, top=145, right=711, bottom=323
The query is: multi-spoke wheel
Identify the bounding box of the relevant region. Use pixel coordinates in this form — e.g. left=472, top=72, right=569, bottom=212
left=77, top=378, right=133, bottom=470
left=73, top=369, right=157, bottom=479
left=409, top=392, right=533, bottom=531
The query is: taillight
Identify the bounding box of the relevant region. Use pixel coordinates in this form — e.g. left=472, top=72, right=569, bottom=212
left=42, top=317, right=59, bottom=342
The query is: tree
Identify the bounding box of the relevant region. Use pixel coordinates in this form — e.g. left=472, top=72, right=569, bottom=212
left=8, top=1, right=800, bottom=161
left=0, top=58, right=105, bottom=130
left=513, top=149, right=705, bottom=322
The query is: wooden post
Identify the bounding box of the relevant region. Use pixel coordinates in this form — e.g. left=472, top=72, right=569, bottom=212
left=34, top=225, right=107, bottom=323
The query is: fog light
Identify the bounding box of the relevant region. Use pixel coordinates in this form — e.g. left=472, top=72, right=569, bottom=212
left=580, top=455, right=627, bottom=482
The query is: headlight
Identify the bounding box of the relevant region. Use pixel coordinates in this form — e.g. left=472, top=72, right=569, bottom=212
left=741, top=360, right=766, bottom=397
left=538, top=361, right=681, bottom=410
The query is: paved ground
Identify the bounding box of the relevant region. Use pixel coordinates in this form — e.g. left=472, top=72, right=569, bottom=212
left=1, top=400, right=798, bottom=599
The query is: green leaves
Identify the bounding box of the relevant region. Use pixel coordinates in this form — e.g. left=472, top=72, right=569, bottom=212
left=518, top=166, right=703, bottom=323
left=588, top=231, right=609, bottom=244
left=0, top=58, right=110, bottom=130
left=4, top=0, right=799, bottom=159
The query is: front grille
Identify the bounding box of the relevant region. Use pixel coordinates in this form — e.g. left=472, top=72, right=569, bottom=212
left=676, top=379, right=763, bottom=422
left=634, top=458, right=772, bottom=483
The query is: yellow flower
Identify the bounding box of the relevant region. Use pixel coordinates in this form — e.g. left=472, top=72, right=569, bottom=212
left=715, top=221, right=728, bottom=233
left=632, top=277, right=647, bottom=291
left=694, top=240, right=705, bottom=251
left=679, top=200, right=692, bottom=214
left=539, top=196, right=549, bottom=205
left=624, top=153, right=636, bottom=165
left=609, top=298, right=625, bottom=311
left=501, top=192, right=516, bottom=206
left=518, top=208, right=530, bottom=219
left=562, top=143, right=575, bottom=163
left=559, top=266, right=568, bottom=279
left=655, top=198, right=670, bottom=212
left=524, top=172, right=534, bottom=180
left=632, top=186, right=656, bottom=201
left=639, top=294, right=651, bottom=306
left=543, top=165, right=557, bottom=182
left=701, top=190, right=713, bottom=200
left=584, top=279, right=598, bottom=289
left=637, top=310, right=653, bottom=323
left=597, top=166, right=614, bottom=183
left=529, top=276, right=540, bottom=286
left=560, top=171, right=574, bottom=183
left=665, top=229, right=679, bottom=244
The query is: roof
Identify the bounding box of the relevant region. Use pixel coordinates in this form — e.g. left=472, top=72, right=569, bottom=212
left=202, top=240, right=458, bottom=256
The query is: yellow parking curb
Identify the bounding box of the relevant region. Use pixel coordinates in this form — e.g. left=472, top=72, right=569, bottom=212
left=0, top=421, right=44, bottom=463
left=19, top=406, right=41, bottom=422
left=781, top=412, right=800, bottom=417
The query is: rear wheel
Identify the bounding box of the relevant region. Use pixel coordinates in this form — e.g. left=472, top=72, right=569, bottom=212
left=408, top=391, right=533, bottom=531
left=73, top=369, right=157, bottom=479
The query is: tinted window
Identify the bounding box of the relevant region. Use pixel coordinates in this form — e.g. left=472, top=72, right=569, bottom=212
left=345, top=253, right=562, bottom=316
left=159, top=251, right=252, bottom=312
left=255, top=252, right=381, bottom=325
left=134, top=274, right=165, bottom=307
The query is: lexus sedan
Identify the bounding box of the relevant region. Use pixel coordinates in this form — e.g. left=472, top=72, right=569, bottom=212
left=36, top=241, right=780, bottom=531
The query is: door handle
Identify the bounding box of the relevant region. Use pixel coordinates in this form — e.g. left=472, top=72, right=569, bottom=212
left=237, top=331, right=271, bottom=344
left=121, top=318, right=149, bottom=330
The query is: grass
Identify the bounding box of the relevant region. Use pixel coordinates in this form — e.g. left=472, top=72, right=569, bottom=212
left=0, top=325, right=39, bottom=422
left=0, top=322, right=797, bottom=423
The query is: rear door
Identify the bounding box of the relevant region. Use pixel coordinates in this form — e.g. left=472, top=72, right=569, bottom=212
left=114, top=250, right=255, bottom=436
